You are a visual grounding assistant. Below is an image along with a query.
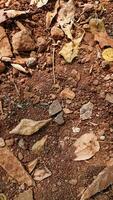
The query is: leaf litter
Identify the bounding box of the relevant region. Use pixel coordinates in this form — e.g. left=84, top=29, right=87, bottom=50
left=73, top=132, right=100, bottom=161
left=33, top=165, right=51, bottom=181
left=32, top=135, right=48, bottom=154
left=10, top=118, right=51, bottom=136
left=102, top=48, right=113, bottom=61
left=30, top=0, right=48, bottom=8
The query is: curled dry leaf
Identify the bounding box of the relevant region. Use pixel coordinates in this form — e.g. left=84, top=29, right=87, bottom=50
left=10, top=118, right=51, bottom=136
left=80, top=165, right=113, bottom=200
left=33, top=166, right=51, bottom=181
left=30, top=0, right=48, bottom=8
left=0, top=193, right=7, bottom=200
left=32, top=135, right=48, bottom=154
left=89, top=18, right=113, bottom=48
left=0, top=9, right=29, bottom=24
left=73, top=132, right=100, bottom=161
left=0, top=147, right=33, bottom=186
left=46, top=0, right=60, bottom=28
left=27, top=158, right=38, bottom=174
left=102, top=48, right=113, bottom=61
left=59, top=32, right=84, bottom=63
left=57, top=0, right=75, bottom=40
left=11, top=63, right=28, bottom=74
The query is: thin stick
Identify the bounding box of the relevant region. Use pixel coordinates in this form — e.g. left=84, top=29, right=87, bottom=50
left=52, top=47, right=56, bottom=84
left=13, top=81, right=20, bottom=96
left=0, top=101, right=3, bottom=115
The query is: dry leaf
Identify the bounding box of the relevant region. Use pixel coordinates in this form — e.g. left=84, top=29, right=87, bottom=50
left=57, top=0, right=75, bottom=40
left=89, top=18, right=113, bottom=48
left=27, top=158, right=38, bottom=174
left=73, top=132, right=100, bottom=161
left=33, top=166, right=51, bottom=181
left=11, top=63, right=28, bottom=74
left=32, top=135, right=48, bottom=154
left=14, top=189, right=33, bottom=200
left=30, top=0, right=48, bottom=8
left=59, top=32, right=84, bottom=63
left=80, top=101, right=93, bottom=120
left=10, top=118, right=51, bottom=136
left=0, top=193, right=7, bottom=200
left=0, top=147, right=33, bottom=186
left=102, top=48, right=113, bottom=61
left=0, top=9, right=29, bottom=24
left=80, top=165, right=113, bottom=200
left=46, top=0, right=60, bottom=28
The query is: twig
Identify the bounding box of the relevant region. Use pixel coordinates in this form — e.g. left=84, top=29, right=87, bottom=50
left=52, top=47, right=56, bottom=84
left=13, top=81, right=20, bottom=96
left=0, top=101, right=3, bottom=115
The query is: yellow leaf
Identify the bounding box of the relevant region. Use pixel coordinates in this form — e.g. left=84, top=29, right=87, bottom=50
left=102, top=48, right=113, bottom=61
left=59, top=32, right=84, bottom=63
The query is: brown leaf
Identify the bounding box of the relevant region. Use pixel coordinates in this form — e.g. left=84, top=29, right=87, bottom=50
left=80, top=165, right=113, bottom=200
left=89, top=18, right=113, bottom=48
left=33, top=166, right=51, bottom=181
left=27, top=158, right=38, bottom=174
left=73, top=132, right=100, bottom=161
left=0, top=9, right=29, bottom=24
left=0, top=147, right=34, bottom=186
left=57, top=0, right=75, bottom=40
left=46, top=0, right=60, bottom=28
left=10, top=118, right=51, bottom=136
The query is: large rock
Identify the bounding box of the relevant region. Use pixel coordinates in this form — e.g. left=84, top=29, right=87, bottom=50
left=0, top=26, right=12, bottom=58
left=12, top=30, right=35, bottom=53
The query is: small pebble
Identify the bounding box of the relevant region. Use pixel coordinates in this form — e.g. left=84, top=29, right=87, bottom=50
left=49, top=100, right=62, bottom=116
left=18, top=138, right=25, bottom=150
left=5, top=138, right=14, bottom=146
left=54, top=112, right=64, bottom=125
left=100, top=135, right=105, bottom=140
left=18, top=152, right=24, bottom=160
left=68, top=179, right=77, bottom=185
left=72, top=127, right=80, bottom=133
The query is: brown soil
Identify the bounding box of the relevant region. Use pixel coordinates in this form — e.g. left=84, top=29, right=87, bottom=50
left=1, top=0, right=113, bottom=200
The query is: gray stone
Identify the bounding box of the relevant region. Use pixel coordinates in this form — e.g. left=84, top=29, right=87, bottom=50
left=54, top=112, right=64, bottom=125
left=80, top=101, right=93, bottom=120
left=49, top=100, right=62, bottom=116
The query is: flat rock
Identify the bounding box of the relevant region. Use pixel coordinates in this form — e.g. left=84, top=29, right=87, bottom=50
left=14, top=189, right=33, bottom=200
left=0, top=26, right=12, bottom=58
left=54, top=112, right=64, bottom=125
left=105, top=93, right=113, bottom=103
left=49, top=100, right=62, bottom=116
left=12, top=30, right=35, bottom=53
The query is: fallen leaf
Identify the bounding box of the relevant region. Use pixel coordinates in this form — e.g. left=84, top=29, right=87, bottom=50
left=0, top=9, right=29, bottom=24
left=73, top=132, right=100, bottom=161
left=11, top=64, right=28, bottom=74
left=89, top=18, right=113, bottom=48
left=32, top=135, right=48, bottom=154
left=10, top=118, right=51, bottom=136
left=80, top=101, right=93, bottom=120
left=14, top=189, right=33, bottom=200
left=80, top=165, right=113, bottom=200
left=59, top=32, right=84, bottom=63
left=102, top=48, right=113, bottom=61
left=27, top=158, right=38, bottom=174
left=57, top=0, right=75, bottom=40
left=0, top=147, right=33, bottom=186
left=46, top=0, right=60, bottom=28
left=33, top=166, right=51, bottom=181
left=30, top=0, right=48, bottom=8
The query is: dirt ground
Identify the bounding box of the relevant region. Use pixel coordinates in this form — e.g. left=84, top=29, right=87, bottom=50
left=1, top=0, right=113, bottom=199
